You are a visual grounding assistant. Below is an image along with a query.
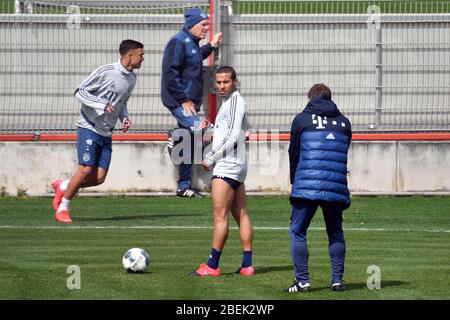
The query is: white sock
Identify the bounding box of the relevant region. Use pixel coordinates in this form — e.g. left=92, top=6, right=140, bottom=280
left=57, top=197, right=71, bottom=212
left=60, top=180, right=70, bottom=192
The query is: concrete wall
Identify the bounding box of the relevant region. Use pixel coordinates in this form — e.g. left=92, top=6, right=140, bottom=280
left=1, top=141, right=450, bottom=196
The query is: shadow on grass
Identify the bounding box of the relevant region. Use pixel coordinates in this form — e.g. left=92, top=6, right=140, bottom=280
left=247, top=265, right=293, bottom=275
left=75, top=213, right=203, bottom=222
left=310, top=280, right=409, bottom=292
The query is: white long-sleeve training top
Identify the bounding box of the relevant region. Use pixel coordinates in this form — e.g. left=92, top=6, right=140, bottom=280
left=204, top=90, right=249, bottom=183
left=74, top=60, right=136, bottom=137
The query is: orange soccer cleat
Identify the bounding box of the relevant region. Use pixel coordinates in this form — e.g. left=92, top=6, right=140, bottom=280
left=190, top=263, right=221, bottom=277
left=51, top=179, right=64, bottom=211
left=235, top=266, right=255, bottom=276
left=55, top=210, right=72, bottom=223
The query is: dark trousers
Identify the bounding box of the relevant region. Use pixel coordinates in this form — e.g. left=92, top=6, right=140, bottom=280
left=169, top=106, right=201, bottom=190
left=290, top=199, right=346, bottom=284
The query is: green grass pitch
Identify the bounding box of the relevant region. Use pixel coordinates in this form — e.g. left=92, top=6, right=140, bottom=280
left=0, top=195, right=449, bottom=300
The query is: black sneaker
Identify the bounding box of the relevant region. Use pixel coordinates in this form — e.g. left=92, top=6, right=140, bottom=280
left=331, top=282, right=346, bottom=291
left=284, top=280, right=310, bottom=293
left=176, top=188, right=204, bottom=198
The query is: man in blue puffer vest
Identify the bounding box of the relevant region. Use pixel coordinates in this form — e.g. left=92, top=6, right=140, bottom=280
left=285, top=84, right=352, bottom=293
left=161, top=8, right=222, bottom=197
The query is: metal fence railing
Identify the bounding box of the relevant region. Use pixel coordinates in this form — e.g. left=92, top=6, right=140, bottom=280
left=0, top=1, right=210, bottom=134
left=3, top=0, right=209, bottom=14
left=227, top=14, right=450, bottom=132
left=1, top=0, right=449, bottom=134
left=233, top=0, right=450, bottom=14
left=4, top=0, right=450, bottom=14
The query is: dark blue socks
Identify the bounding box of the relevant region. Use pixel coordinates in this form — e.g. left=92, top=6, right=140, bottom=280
left=207, top=249, right=253, bottom=269
left=242, top=250, right=253, bottom=268
left=207, top=248, right=221, bottom=269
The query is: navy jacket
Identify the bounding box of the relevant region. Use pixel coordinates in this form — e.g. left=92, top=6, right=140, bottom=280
left=289, top=95, right=352, bottom=209
left=161, top=27, right=214, bottom=109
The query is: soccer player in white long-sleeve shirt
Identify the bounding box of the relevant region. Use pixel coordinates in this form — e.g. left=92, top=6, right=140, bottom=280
left=51, top=40, right=144, bottom=223
left=191, top=66, right=254, bottom=276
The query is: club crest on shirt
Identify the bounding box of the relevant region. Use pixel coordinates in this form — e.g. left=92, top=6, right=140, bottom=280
left=82, top=153, right=91, bottom=162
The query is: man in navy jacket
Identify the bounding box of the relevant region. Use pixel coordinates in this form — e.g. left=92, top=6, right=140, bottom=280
left=161, top=7, right=222, bottom=197
left=285, top=84, right=352, bottom=293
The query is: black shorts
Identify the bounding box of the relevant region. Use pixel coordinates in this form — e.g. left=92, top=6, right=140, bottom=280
left=212, top=175, right=242, bottom=191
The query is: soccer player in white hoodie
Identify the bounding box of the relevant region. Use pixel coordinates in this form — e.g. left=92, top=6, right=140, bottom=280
left=51, top=40, right=144, bottom=223
left=191, top=66, right=254, bottom=276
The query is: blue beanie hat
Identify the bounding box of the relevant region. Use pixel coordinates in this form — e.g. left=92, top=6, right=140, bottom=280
left=184, top=8, right=208, bottom=29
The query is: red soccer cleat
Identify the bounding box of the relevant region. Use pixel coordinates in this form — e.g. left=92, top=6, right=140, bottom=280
left=190, top=263, right=221, bottom=277
left=55, top=210, right=72, bottom=223
left=236, top=266, right=255, bottom=276
left=52, top=179, right=64, bottom=211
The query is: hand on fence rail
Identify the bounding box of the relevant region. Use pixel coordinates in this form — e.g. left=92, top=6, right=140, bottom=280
left=210, top=32, right=223, bottom=48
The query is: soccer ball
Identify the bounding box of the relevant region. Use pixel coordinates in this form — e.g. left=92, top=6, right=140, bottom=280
left=122, top=248, right=150, bottom=273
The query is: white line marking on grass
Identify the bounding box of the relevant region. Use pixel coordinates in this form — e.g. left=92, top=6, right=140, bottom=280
left=0, top=225, right=449, bottom=233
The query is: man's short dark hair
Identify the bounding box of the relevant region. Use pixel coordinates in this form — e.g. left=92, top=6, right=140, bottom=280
left=308, top=83, right=332, bottom=100
left=216, top=65, right=237, bottom=80
left=119, top=39, right=144, bottom=56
